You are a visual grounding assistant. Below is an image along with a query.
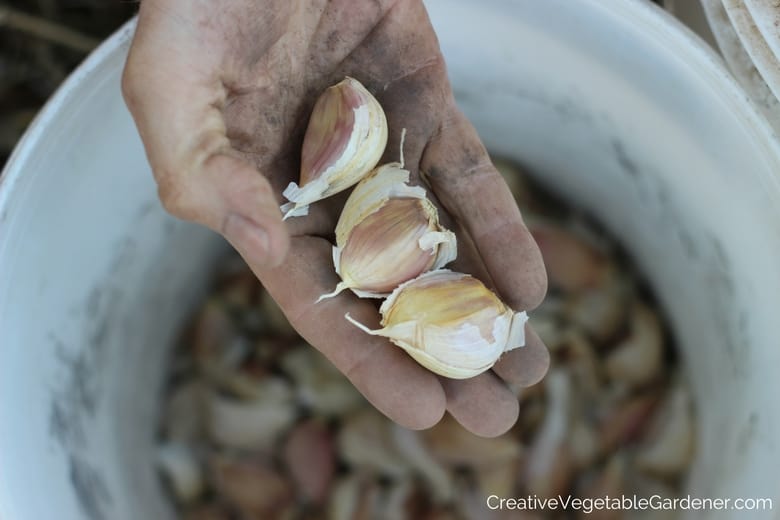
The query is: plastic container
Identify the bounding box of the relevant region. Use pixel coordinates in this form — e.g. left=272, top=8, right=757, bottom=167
left=1, top=0, right=779, bottom=518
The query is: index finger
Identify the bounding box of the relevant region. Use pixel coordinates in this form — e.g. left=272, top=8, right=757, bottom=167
left=420, top=108, right=548, bottom=311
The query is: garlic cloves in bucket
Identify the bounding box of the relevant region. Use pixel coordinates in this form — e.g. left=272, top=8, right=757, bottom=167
left=281, top=77, right=388, bottom=219
left=319, top=163, right=456, bottom=300
left=346, top=269, right=528, bottom=379
left=156, top=442, right=204, bottom=505
left=635, top=385, right=695, bottom=477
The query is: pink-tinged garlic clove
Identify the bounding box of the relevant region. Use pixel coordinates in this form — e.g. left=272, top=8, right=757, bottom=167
left=206, top=377, right=296, bottom=451
left=523, top=370, right=574, bottom=499
left=321, top=164, right=456, bottom=300
left=283, top=418, right=335, bottom=504
left=282, top=77, right=388, bottom=219
left=156, top=442, right=204, bottom=505
left=210, top=455, right=293, bottom=518
left=530, top=222, right=610, bottom=293
left=605, top=302, right=664, bottom=388
left=635, top=385, right=695, bottom=478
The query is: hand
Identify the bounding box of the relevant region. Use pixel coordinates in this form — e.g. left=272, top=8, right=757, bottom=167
left=122, top=0, right=549, bottom=437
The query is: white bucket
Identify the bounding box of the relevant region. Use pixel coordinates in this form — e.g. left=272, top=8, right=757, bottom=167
left=1, top=1, right=779, bottom=518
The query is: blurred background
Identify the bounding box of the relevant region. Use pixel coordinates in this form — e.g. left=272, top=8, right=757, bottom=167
left=0, top=0, right=719, bottom=170
left=0, top=1, right=137, bottom=166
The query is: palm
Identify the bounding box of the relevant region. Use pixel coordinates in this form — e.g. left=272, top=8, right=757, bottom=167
left=219, top=1, right=448, bottom=229
left=124, top=0, right=549, bottom=436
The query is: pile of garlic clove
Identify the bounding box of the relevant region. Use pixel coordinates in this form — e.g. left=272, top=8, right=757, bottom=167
left=282, top=78, right=526, bottom=379
left=156, top=154, right=696, bottom=520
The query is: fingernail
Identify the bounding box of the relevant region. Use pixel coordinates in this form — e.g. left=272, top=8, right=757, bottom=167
left=224, top=213, right=270, bottom=264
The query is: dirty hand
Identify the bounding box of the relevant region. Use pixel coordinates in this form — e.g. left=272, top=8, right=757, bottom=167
left=122, top=0, right=549, bottom=436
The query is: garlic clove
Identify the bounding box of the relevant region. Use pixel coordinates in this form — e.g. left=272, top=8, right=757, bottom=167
left=156, top=441, right=204, bottom=505
left=346, top=269, right=527, bottom=379
left=530, top=222, right=610, bottom=293
left=279, top=345, right=365, bottom=416
left=338, top=409, right=411, bottom=477
left=163, top=379, right=207, bottom=442
left=282, top=77, right=387, bottom=219
left=206, top=377, right=296, bottom=450
left=375, top=478, right=419, bottom=520
left=328, top=474, right=379, bottom=520
left=422, top=413, right=521, bottom=468
left=560, top=330, right=603, bottom=399
left=391, top=424, right=454, bottom=504
left=210, top=454, right=294, bottom=517
left=635, top=384, right=695, bottom=478
left=570, top=418, right=600, bottom=471
left=576, top=455, right=626, bottom=520
left=524, top=369, right=574, bottom=499
left=320, top=163, right=456, bottom=300
left=282, top=418, right=335, bottom=504
left=474, top=459, right=519, bottom=499
left=565, top=266, right=632, bottom=343
left=598, top=392, right=660, bottom=454
left=605, top=302, right=664, bottom=388
left=454, top=473, right=521, bottom=520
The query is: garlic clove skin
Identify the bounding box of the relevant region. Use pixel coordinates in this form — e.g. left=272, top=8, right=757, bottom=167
left=346, top=269, right=527, bottom=379
left=281, top=77, right=388, bottom=219
left=320, top=164, right=456, bottom=300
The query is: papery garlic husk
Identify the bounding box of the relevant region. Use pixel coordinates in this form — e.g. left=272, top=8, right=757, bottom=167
left=320, top=164, right=457, bottom=300
left=281, top=77, right=388, bottom=219
left=346, top=269, right=528, bottom=379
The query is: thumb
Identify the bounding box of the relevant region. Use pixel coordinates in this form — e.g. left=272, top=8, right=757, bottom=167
left=184, top=153, right=290, bottom=268
left=122, top=7, right=289, bottom=267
